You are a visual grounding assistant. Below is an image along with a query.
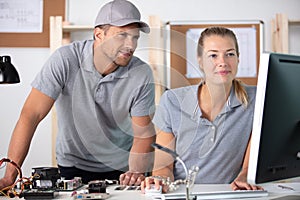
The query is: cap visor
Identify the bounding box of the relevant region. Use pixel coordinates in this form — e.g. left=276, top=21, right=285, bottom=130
left=109, top=19, right=150, bottom=33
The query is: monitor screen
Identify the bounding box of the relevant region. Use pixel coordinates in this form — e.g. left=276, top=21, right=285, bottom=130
left=247, top=52, right=300, bottom=184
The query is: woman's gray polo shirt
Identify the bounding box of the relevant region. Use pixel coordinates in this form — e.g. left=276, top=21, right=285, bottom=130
left=153, top=83, right=256, bottom=184
left=32, top=40, right=155, bottom=172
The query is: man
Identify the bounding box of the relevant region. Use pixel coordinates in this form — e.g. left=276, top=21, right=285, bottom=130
left=0, top=0, right=155, bottom=189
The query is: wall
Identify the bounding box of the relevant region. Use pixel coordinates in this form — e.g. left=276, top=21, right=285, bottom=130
left=1, top=0, right=300, bottom=177
left=0, top=48, right=52, bottom=177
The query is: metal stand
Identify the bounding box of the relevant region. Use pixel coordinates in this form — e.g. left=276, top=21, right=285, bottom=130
left=152, top=143, right=199, bottom=200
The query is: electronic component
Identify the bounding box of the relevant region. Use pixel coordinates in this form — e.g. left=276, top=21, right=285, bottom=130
left=88, top=180, right=107, bottom=193
left=31, top=167, right=60, bottom=189
left=73, top=193, right=109, bottom=200
left=56, top=177, right=83, bottom=191
left=31, top=167, right=83, bottom=191
left=114, top=185, right=141, bottom=191
left=22, top=189, right=58, bottom=200
left=72, top=180, right=111, bottom=200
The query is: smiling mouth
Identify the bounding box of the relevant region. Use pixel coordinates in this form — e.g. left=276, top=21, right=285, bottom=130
left=217, top=71, right=230, bottom=76
left=119, top=51, right=132, bottom=59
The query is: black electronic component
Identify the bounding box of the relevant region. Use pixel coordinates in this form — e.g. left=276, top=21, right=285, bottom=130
left=22, top=189, right=58, bottom=200
left=31, top=167, right=60, bottom=189
left=88, top=180, right=107, bottom=193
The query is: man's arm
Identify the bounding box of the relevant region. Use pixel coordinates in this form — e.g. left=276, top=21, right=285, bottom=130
left=119, top=115, right=156, bottom=185
left=0, top=88, right=55, bottom=190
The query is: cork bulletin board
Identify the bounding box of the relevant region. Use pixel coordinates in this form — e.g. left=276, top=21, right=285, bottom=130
left=0, top=0, right=65, bottom=47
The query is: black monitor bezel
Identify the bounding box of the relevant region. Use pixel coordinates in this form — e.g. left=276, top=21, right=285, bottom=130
left=248, top=52, right=300, bottom=184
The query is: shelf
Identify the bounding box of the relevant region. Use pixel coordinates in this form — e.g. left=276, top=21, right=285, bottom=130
left=62, top=25, right=94, bottom=32
left=289, top=20, right=300, bottom=25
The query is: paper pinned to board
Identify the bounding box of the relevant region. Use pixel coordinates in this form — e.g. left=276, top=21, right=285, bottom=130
left=0, top=0, right=43, bottom=33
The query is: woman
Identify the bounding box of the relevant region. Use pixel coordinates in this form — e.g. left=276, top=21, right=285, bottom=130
left=142, top=26, right=262, bottom=193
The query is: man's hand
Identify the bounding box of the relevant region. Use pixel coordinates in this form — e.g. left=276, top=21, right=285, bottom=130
left=0, top=177, right=14, bottom=192
left=119, top=171, right=145, bottom=186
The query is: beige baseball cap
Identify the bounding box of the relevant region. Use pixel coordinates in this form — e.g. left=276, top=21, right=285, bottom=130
left=94, top=0, right=150, bottom=33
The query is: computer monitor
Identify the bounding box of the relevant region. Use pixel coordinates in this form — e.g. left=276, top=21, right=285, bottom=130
left=248, top=52, right=300, bottom=184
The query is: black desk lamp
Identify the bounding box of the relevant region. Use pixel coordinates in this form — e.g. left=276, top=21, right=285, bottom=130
left=0, top=55, right=20, bottom=84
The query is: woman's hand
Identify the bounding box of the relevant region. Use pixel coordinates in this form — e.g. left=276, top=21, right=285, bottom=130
left=231, top=179, right=263, bottom=190
left=141, top=176, right=169, bottom=194
left=231, top=170, right=263, bottom=190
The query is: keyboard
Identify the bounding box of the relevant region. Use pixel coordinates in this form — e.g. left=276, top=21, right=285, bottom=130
left=151, top=189, right=268, bottom=199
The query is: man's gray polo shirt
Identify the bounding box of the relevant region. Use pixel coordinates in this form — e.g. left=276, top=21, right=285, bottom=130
left=32, top=40, right=155, bottom=172
left=153, top=83, right=256, bottom=183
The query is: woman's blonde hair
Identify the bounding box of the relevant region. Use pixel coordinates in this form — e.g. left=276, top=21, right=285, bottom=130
left=197, top=26, right=249, bottom=107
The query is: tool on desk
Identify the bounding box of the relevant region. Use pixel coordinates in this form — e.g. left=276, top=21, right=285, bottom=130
left=278, top=185, right=295, bottom=191
left=151, top=143, right=199, bottom=200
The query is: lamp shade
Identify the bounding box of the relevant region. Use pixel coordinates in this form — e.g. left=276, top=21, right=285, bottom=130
left=0, top=55, right=20, bottom=84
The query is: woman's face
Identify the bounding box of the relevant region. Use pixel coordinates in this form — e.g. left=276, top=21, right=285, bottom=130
left=198, top=35, right=239, bottom=86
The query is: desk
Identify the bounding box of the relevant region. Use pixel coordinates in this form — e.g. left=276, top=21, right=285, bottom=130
left=1, top=183, right=300, bottom=200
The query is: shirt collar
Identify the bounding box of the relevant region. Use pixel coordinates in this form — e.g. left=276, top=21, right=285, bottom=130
left=113, top=63, right=129, bottom=78
left=183, top=81, right=242, bottom=121
left=180, top=82, right=202, bottom=122
left=227, top=84, right=242, bottom=109
left=81, top=40, right=94, bottom=73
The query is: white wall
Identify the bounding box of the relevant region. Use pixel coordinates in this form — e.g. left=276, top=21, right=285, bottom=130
left=1, top=0, right=300, bottom=177
left=0, top=48, right=52, bottom=177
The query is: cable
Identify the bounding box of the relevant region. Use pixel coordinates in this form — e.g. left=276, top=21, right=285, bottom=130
left=0, top=157, right=32, bottom=198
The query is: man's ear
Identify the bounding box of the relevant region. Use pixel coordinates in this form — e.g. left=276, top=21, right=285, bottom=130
left=94, top=27, right=104, bottom=41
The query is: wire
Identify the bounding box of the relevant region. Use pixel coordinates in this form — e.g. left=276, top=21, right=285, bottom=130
left=0, top=157, right=33, bottom=198
left=0, top=158, right=22, bottom=178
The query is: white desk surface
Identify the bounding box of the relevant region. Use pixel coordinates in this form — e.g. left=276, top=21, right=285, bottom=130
left=1, top=182, right=300, bottom=200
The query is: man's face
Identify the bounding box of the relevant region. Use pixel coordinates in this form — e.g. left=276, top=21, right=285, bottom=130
left=95, top=24, right=140, bottom=67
